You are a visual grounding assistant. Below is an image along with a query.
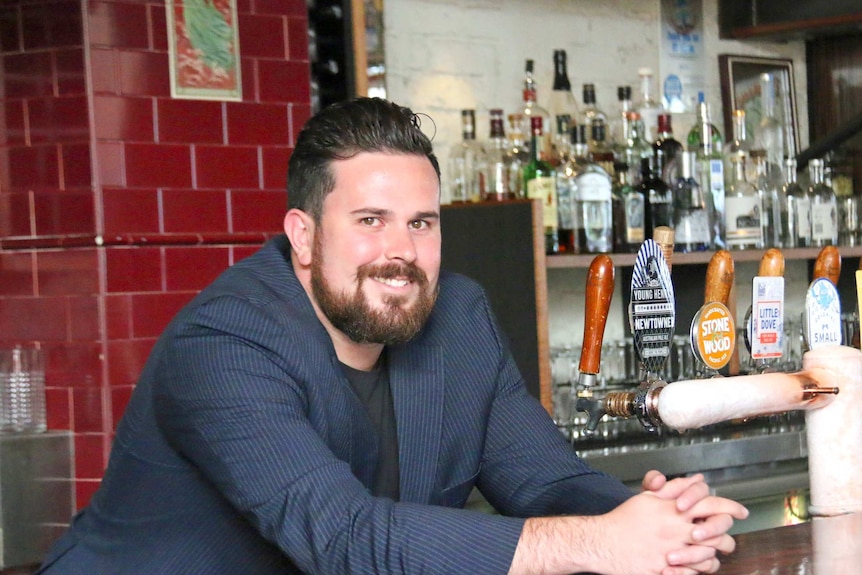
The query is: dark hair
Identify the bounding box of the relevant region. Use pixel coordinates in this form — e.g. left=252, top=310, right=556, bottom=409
left=287, top=97, right=440, bottom=222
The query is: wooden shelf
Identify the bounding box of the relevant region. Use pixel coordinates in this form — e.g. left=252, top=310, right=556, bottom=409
left=546, top=246, right=862, bottom=270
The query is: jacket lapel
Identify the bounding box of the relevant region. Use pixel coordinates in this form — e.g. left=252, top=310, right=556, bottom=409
left=388, top=342, right=444, bottom=504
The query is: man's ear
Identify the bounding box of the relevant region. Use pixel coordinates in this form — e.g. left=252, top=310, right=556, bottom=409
left=283, top=209, right=315, bottom=267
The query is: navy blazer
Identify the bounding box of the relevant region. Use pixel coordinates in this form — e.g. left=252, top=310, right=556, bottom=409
left=39, top=235, right=632, bottom=574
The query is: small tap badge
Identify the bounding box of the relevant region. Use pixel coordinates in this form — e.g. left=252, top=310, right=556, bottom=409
left=804, top=277, right=842, bottom=349
left=630, top=239, right=675, bottom=377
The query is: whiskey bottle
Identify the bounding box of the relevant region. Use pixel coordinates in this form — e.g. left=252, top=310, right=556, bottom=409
left=524, top=116, right=559, bottom=254
left=518, top=59, right=551, bottom=162
left=724, top=154, right=762, bottom=250
left=480, top=108, right=515, bottom=202
left=588, top=118, right=615, bottom=177
left=783, top=158, right=811, bottom=248
left=653, top=113, right=683, bottom=184
left=612, top=162, right=645, bottom=253
left=548, top=50, right=579, bottom=162
left=672, top=151, right=713, bottom=252
left=447, top=109, right=484, bottom=204
left=638, top=156, right=671, bottom=240
left=808, top=158, right=838, bottom=247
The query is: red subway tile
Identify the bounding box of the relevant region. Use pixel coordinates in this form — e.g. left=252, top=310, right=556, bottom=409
left=0, top=251, right=35, bottom=295
left=236, top=0, right=253, bottom=13
left=72, top=387, right=105, bottom=434
left=0, top=191, right=33, bottom=237
left=227, top=102, right=289, bottom=145
left=240, top=57, right=258, bottom=102
left=258, top=59, right=310, bottom=104
left=90, top=48, right=119, bottom=95
left=162, top=188, right=228, bottom=234
left=286, top=16, right=309, bottom=61
left=119, top=50, right=170, bottom=97
left=21, top=2, right=83, bottom=51
left=75, top=479, right=101, bottom=510
left=157, top=98, right=224, bottom=145
left=289, top=102, right=311, bottom=145
left=93, top=96, right=155, bottom=142
left=73, top=433, right=108, bottom=478
left=102, top=187, right=160, bottom=236
left=261, top=146, right=291, bottom=190
left=37, top=249, right=99, bottom=296
left=255, top=0, right=308, bottom=18
left=195, top=145, right=259, bottom=189
left=105, top=294, right=133, bottom=340
left=164, top=246, right=230, bottom=291
left=46, top=387, right=73, bottom=430
left=0, top=296, right=67, bottom=341
left=111, top=385, right=134, bottom=431
left=62, top=143, right=94, bottom=189
left=6, top=145, right=59, bottom=191
left=33, top=189, right=95, bottom=237
left=105, top=246, right=163, bottom=294
left=124, top=143, right=192, bottom=188
left=28, top=96, right=89, bottom=144
left=107, top=338, right=156, bottom=387
left=0, top=7, right=21, bottom=53
left=230, top=189, right=286, bottom=233
left=56, top=48, right=87, bottom=96
left=131, top=292, right=195, bottom=338
left=3, top=52, right=53, bottom=98
left=149, top=4, right=168, bottom=51
left=68, top=296, right=101, bottom=341
left=1, top=100, right=27, bottom=146
left=238, top=13, right=286, bottom=59
left=47, top=341, right=103, bottom=389
left=88, top=1, right=150, bottom=50
left=96, top=142, right=125, bottom=187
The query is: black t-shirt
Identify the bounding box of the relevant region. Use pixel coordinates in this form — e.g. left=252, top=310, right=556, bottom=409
left=340, top=355, right=400, bottom=501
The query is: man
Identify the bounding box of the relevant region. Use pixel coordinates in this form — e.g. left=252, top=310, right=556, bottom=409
left=39, top=98, right=746, bottom=574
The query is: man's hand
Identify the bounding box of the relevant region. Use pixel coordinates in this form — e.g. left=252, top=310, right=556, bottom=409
left=641, top=470, right=749, bottom=574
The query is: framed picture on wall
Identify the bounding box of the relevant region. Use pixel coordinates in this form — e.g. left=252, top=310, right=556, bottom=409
left=166, top=0, right=243, bottom=101
left=719, top=54, right=798, bottom=158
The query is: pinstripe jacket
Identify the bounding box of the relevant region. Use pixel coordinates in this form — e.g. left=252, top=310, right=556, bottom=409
left=39, top=235, right=632, bottom=575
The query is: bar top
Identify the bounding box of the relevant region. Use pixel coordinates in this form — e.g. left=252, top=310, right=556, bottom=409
left=718, top=511, right=862, bottom=573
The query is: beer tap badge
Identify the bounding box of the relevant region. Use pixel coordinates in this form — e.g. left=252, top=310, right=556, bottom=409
left=691, top=301, right=735, bottom=371
left=804, top=277, right=842, bottom=349
left=630, top=239, right=675, bottom=376
left=750, top=276, right=784, bottom=360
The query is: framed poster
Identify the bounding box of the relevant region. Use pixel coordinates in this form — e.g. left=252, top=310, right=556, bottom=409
left=166, top=0, right=242, bottom=101
left=719, top=54, right=798, bottom=158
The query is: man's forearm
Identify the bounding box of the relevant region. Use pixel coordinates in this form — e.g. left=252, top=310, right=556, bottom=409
left=508, top=516, right=602, bottom=575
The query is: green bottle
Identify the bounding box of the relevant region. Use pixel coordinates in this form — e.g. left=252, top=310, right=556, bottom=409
left=524, top=115, right=559, bottom=254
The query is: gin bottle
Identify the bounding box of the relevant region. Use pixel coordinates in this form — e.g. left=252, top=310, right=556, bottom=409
left=480, top=109, right=515, bottom=202
left=724, top=154, right=762, bottom=250
left=808, top=158, right=838, bottom=247
left=783, top=158, right=811, bottom=248
left=672, top=151, right=713, bottom=252
left=447, top=109, right=483, bottom=203
left=751, top=150, right=783, bottom=248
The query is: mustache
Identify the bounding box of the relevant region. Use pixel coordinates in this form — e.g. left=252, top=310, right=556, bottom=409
left=357, top=262, right=427, bottom=284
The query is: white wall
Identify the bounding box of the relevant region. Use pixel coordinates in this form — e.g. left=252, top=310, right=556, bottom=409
left=384, top=0, right=812, bottom=348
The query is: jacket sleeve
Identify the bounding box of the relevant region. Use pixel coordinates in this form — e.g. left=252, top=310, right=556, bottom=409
left=154, top=295, right=526, bottom=575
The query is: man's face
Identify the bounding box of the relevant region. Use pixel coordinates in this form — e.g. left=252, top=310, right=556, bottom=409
left=309, top=152, right=441, bottom=345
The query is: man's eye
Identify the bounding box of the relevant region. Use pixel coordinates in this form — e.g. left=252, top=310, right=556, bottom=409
left=409, top=220, right=429, bottom=230
left=361, top=217, right=379, bottom=226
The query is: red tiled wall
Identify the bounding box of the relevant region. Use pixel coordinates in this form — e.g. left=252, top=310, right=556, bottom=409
left=0, top=0, right=310, bottom=509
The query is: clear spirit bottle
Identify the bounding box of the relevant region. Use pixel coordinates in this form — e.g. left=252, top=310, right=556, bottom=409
left=724, top=154, right=762, bottom=250
left=751, top=150, right=783, bottom=248
left=447, top=109, right=484, bottom=204
left=722, top=109, right=753, bottom=189
left=783, top=158, right=811, bottom=248
left=635, top=67, right=663, bottom=143
left=524, top=116, right=559, bottom=254
left=480, top=108, right=515, bottom=202
left=755, top=73, right=785, bottom=175
left=506, top=113, right=530, bottom=199
left=548, top=49, right=579, bottom=163
left=580, top=83, right=607, bottom=147
left=518, top=59, right=551, bottom=162
left=687, top=92, right=726, bottom=249
left=672, top=151, right=713, bottom=252
left=808, top=158, right=838, bottom=247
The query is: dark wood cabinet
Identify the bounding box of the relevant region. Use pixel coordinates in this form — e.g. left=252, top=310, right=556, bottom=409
left=719, top=0, right=862, bottom=41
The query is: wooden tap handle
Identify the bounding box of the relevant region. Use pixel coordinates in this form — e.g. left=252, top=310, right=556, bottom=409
left=758, top=248, right=785, bottom=277
left=653, top=226, right=675, bottom=272
left=813, top=245, right=841, bottom=285
left=704, top=249, right=735, bottom=306
left=579, top=255, right=615, bottom=376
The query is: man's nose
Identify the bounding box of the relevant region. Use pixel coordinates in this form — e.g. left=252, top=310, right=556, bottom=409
left=383, top=225, right=417, bottom=262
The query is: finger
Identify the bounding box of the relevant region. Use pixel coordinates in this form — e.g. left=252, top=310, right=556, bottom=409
left=674, top=478, right=709, bottom=512
left=691, top=514, right=734, bottom=544
left=642, top=469, right=667, bottom=491
left=664, top=557, right=721, bottom=575
left=661, top=567, right=698, bottom=575
left=667, top=544, right=717, bottom=567
left=693, top=533, right=737, bottom=555
left=649, top=473, right=704, bottom=502
left=688, top=497, right=750, bottom=521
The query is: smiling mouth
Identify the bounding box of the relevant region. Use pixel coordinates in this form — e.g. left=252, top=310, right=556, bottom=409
left=374, top=277, right=411, bottom=288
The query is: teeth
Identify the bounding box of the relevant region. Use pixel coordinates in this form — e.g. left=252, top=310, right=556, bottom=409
left=376, top=277, right=409, bottom=287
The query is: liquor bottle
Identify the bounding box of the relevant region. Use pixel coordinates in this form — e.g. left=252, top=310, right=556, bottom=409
left=672, top=151, right=713, bottom=252
left=686, top=92, right=726, bottom=249
left=524, top=115, right=559, bottom=254
left=724, top=154, right=762, bottom=250
left=653, top=113, right=683, bottom=183
left=612, top=161, right=645, bottom=253
left=722, top=109, right=753, bottom=188
left=555, top=124, right=589, bottom=253
left=480, top=108, right=515, bottom=202
left=612, top=86, right=633, bottom=148
left=808, top=158, right=838, bottom=247
left=755, top=73, right=785, bottom=174
left=518, top=59, right=551, bottom=162
left=580, top=83, right=607, bottom=146
left=447, top=109, right=484, bottom=204
left=751, top=150, right=783, bottom=248
left=506, top=113, right=530, bottom=199
left=548, top=50, right=579, bottom=162
left=635, top=67, right=662, bottom=143
left=783, top=157, right=811, bottom=248
left=638, top=155, right=671, bottom=240
left=618, top=111, right=652, bottom=187
left=588, top=118, right=615, bottom=177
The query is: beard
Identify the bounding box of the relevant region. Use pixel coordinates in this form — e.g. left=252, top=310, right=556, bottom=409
left=310, top=233, right=438, bottom=345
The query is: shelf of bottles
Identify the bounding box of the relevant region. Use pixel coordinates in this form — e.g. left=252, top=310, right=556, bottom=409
left=445, top=50, right=861, bottom=269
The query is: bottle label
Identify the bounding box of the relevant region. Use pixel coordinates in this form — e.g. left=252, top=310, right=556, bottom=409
left=575, top=172, right=612, bottom=201
left=795, top=197, right=811, bottom=239
left=527, top=176, right=558, bottom=230
left=625, top=193, right=645, bottom=243
left=675, top=210, right=711, bottom=244
left=811, top=202, right=837, bottom=241
left=725, top=196, right=761, bottom=246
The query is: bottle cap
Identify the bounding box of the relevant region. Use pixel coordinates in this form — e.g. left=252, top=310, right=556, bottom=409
left=618, top=86, right=632, bottom=100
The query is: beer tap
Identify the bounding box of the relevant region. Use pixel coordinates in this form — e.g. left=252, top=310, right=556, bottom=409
left=744, top=248, right=785, bottom=374
left=573, top=255, right=615, bottom=435
left=803, top=245, right=843, bottom=350
left=690, top=250, right=736, bottom=378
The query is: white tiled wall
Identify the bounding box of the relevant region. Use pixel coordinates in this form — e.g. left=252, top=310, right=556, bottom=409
left=384, top=0, right=812, bottom=347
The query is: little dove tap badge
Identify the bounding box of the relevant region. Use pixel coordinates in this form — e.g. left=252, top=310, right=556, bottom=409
left=630, top=239, right=675, bottom=377
left=804, top=277, right=842, bottom=349
left=751, top=276, right=784, bottom=360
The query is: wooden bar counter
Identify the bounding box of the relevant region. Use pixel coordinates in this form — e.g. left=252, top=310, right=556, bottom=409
left=718, top=511, right=862, bottom=573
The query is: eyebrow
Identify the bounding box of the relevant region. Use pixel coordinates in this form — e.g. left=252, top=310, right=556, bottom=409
left=350, top=208, right=440, bottom=220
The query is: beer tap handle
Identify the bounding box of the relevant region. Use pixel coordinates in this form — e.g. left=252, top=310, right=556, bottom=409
left=653, top=226, right=675, bottom=273
left=747, top=248, right=786, bottom=372
left=804, top=246, right=844, bottom=350
left=577, top=255, right=615, bottom=387
left=813, top=245, right=841, bottom=286
left=758, top=248, right=785, bottom=278
left=704, top=249, right=734, bottom=307
left=692, top=250, right=736, bottom=377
